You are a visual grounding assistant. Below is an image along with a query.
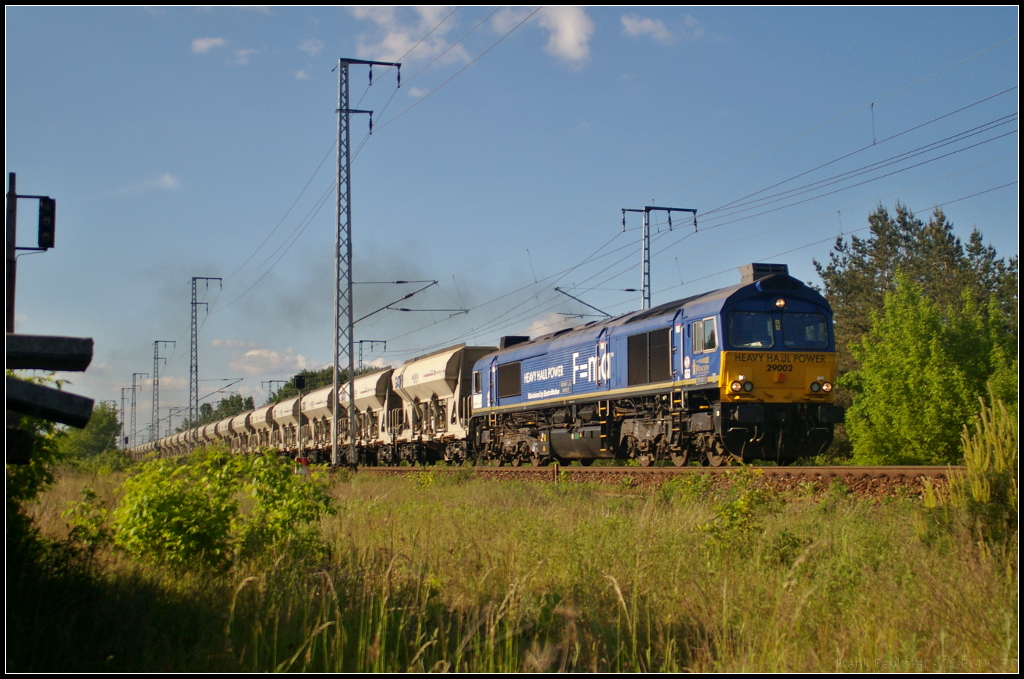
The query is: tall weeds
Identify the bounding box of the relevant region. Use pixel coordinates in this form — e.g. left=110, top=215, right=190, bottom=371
left=14, top=463, right=1019, bottom=672
left=922, top=389, right=1018, bottom=544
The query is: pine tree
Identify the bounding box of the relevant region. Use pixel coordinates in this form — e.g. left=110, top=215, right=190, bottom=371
left=814, top=203, right=1017, bottom=374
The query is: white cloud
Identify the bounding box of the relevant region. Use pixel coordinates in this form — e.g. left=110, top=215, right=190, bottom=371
left=492, top=7, right=534, bottom=33
left=537, top=6, right=594, bottom=64
left=349, top=6, right=468, bottom=65
left=298, top=38, right=323, bottom=57
left=621, top=14, right=674, bottom=45
left=225, top=344, right=308, bottom=376
left=232, top=48, right=259, bottom=65
left=407, top=86, right=428, bottom=97
left=191, top=37, right=226, bottom=54
left=110, top=173, right=183, bottom=195
left=679, top=14, right=705, bottom=41
left=155, top=376, right=188, bottom=390
left=155, top=173, right=183, bottom=189
left=295, top=70, right=311, bottom=80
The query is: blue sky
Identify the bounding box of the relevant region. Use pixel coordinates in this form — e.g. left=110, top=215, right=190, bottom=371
left=6, top=7, right=1018, bottom=439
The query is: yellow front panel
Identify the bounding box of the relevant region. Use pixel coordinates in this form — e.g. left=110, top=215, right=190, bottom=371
left=720, top=351, right=837, bottom=404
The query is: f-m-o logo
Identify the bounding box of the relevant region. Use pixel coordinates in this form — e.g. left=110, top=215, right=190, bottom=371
left=572, top=345, right=613, bottom=385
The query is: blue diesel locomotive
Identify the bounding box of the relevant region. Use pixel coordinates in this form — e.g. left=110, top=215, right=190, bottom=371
left=469, top=263, right=844, bottom=466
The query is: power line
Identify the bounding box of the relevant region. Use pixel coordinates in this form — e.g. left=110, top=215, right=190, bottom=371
left=684, top=129, right=1016, bottom=233
left=225, top=142, right=336, bottom=282
left=700, top=115, right=1017, bottom=223
left=648, top=153, right=1018, bottom=269
left=648, top=35, right=1019, bottom=204
left=704, top=85, right=1018, bottom=217
left=374, top=7, right=541, bottom=132
left=648, top=181, right=1022, bottom=302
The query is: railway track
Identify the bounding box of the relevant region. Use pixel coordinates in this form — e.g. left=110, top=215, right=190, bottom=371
left=357, top=464, right=959, bottom=498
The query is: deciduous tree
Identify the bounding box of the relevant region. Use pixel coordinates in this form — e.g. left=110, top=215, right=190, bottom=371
left=841, top=275, right=1016, bottom=465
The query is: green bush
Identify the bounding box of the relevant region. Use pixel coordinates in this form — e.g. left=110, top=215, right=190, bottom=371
left=111, top=448, right=335, bottom=568
left=922, top=391, right=1018, bottom=544
left=658, top=472, right=715, bottom=504
left=61, top=487, right=113, bottom=552
left=842, top=275, right=1015, bottom=465
left=699, top=468, right=774, bottom=547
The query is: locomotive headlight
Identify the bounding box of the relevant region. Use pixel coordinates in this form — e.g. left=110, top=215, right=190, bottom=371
left=821, top=382, right=833, bottom=393
left=810, top=381, right=821, bottom=393
left=775, top=298, right=786, bottom=308
left=743, top=381, right=755, bottom=392
left=730, top=381, right=743, bottom=393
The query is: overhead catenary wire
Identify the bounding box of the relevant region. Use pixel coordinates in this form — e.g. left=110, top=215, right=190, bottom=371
left=224, top=141, right=337, bottom=283
left=645, top=180, right=1021, bottom=303
left=225, top=36, right=1018, bottom=325
left=703, top=85, right=1018, bottom=217
left=353, top=6, right=461, bottom=111
left=373, top=7, right=541, bottom=132
left=164, top=32, right=1017, bottom=386
left=350, top=6, right=523, bottom=161
left=648, top=153, right=1018, bottom=270
left=213, top=8, right=512, bottom=306
left=655, top=128, right=1017, bottom=245
left=371, top=78, right=1021, bottom=284
left=367, top=164, right=1019, bottom=360
left=697, top=115, right=1017, bottom=223
left=648, top=35, right=1019, bottom=204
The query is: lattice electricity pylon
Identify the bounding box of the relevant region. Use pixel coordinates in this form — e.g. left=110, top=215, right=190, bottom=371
left=262, top=380, right=288, bottom=399
left=152, top=340, right=175, bottom=442
left=357, top=339, right=386, bottom=371
left=332, top=58, right=400, bottom=467
left=166, top=406, right=187, bottom=438
left=622, top=206, right=697, bottom=310
left=130, top=372, right=148, bottom=449
left=190, top=277, right=221, bottom=449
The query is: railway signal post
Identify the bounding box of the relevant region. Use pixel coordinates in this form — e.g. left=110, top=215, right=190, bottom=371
left=6, top=172, right=58, bottom=333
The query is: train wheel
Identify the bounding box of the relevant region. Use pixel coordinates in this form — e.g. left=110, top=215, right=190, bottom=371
left=491, top=457, right=504, bottom=467
left=670, top=450, right=689, bottom=467
left=509, top=457, right=521, bottom=467
left=579, top=458, right=594, bottom=467
left=638, top=455, right=653, bottom=467
left=706, top=442, right=728, bottom=467
left=530, top=454, right=548, bottom=467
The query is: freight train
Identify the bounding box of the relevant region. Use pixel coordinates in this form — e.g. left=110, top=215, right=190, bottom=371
left=129, top=263, right=844, bottom=467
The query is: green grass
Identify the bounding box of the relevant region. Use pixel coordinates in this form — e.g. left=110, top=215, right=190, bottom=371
left=9, top=468, right=1018, bottom=672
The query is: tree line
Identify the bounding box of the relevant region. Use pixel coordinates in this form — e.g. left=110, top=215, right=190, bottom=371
left=814, top=203, right=1017, bottom=465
